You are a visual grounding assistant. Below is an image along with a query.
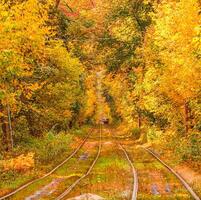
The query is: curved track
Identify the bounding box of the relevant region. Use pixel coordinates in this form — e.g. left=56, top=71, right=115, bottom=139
left=112, top=129, right=138, bottom=200
left=55, top=125, right=102, bottom=200
left=0, top=132, right=91, bottom=200
left=145, top=148, right=200, bottom=200
left=119, top=144, right=138, bottom=200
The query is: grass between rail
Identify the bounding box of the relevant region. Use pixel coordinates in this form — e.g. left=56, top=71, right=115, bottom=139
left=125, top=145, right=194, bottom=200
left=67, top=139, right=133, bottom=200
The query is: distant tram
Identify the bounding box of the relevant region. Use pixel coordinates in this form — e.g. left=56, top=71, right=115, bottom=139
left=100, top=118, right=109, bottom=125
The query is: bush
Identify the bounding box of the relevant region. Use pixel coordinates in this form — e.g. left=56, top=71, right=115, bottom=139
left=13, top=131, right=73, bottom=167
left=34, top=132, right=73, bottom=165
left=1, top=153, right=34, bottom=172
left=160, top=131, right=201, bottom=168
left=177, top=133, right=201, bottom=162
left=131, top=128, right=141, bottom=139
left=147, top=127, right=163, bottom=142
left=190, top=133, right=201, bottom=160
left=70, top=126, right=89, bottom=138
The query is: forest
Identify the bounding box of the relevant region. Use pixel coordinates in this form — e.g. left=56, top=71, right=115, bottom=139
left=0, top=0, right=200, bottom=199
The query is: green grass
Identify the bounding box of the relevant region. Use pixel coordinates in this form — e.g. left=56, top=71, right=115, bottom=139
left=95, top=155, right=129, bottom=170
left=138, top=193, right=193, bottom=200
left=0, top=171, right=36, bottom=190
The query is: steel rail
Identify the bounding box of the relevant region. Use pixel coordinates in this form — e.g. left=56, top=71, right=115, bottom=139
left=145, top=148, right=200, bottom=200
left=119, top=144, right=138, bottom=200
left=55, top=124, right=102, bottom=200
left=0, top=132, right=91, bottom=200
left=111, top=130, right=138, bottom=200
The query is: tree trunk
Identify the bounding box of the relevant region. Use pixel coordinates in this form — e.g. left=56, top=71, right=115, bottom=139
left=0, top=103, right=10, bottom=151
left=184, top=102, right=189, bottom=134
left=138, top=112, right=142, bottom=129
left=69, top=120, right=73, bottom=129
left=7, top=105, right=14, bottom=150
left=25, top=111, right=41, bottom=137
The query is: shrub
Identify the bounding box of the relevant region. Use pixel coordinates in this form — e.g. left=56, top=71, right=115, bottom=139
left=160, top=130, right=201, bottom=169
left=177, top=133, right=201, bottom=162
left=35, top=132, right=73, bottom=165
left=147, top=127, right=163, bottom=142
left=189, top=133, right=201, bottom=160
left=131, top=128, right=141, bottom=139
left=13, top=131, right=73, bottom=167
left=2, top=153, right=34, bottom=172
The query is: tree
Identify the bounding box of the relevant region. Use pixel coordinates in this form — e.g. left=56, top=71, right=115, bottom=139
left=144, top=0, right=201, bottom=134
left=0, top=0, right=85, bottom=150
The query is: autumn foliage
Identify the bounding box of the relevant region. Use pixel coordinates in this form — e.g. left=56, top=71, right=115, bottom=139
left=1, top=153, right=34, bottom=172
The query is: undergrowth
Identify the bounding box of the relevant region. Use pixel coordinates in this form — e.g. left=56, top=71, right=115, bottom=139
left=148, top=128, right=201, bottom=170
left=0, top=127, right=88, bottom=194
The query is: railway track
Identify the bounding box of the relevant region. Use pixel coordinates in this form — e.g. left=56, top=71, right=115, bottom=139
left=0, top=131, right=91, bottom=200
left=119, top=144, right=138, bottom=200
left=145, top=148, right=200, bottom=200
left=55, top=124, right=102, bottom=200
left=112, top=130, right=138, bottom=200
left=1, top=126, right=199, bottom=200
